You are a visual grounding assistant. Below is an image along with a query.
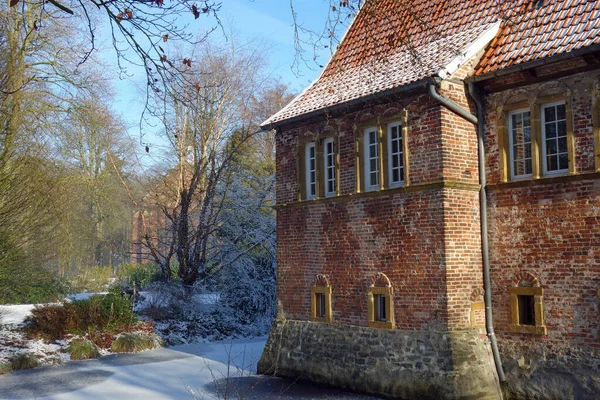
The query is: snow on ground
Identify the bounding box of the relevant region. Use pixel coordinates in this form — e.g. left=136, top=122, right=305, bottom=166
left=68, top=292, right=107, bottom=301
left=0, top=305, right=68, bottom=367
left=0, top=337, right=381, bottom=399
left=0, top=305, right=35, bottom=325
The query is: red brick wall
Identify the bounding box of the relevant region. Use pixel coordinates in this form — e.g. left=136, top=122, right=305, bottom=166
left=483, top=70, right=600, bottom=347
left=275, top=87, right=485, bottom=331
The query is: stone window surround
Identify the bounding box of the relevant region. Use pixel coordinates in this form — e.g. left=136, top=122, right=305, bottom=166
left=497, top=93, right=575, bottom=183
left=311, top=276, right=333, bottom=323
left=508, top=286, right=547, bottom=335
left=354, top=111, right=409, bottom=193
left=297, top=132, right=340, bottom=201
left=367, top=286, right=395, bottom=329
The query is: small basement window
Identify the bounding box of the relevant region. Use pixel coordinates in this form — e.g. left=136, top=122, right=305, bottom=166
left=311, top=283, right=332, bottom=323
left=517, top=295, right=535, bottom=326
left=509, top=286, right=546, bottom=335
left=374, top=294, right=387, bottom=321
left=315, top=292, right=326, bottom=318
left=368, top=286, right=394, bottom=329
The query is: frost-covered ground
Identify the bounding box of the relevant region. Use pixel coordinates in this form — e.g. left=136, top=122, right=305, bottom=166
left=0, top=303, right=380, bottom=399
left=0, top=337, right=381, bottom=399
left=0, top=305, right=69, bottom=367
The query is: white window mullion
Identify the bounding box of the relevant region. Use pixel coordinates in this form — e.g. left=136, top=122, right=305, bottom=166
left=541, top=102, right=568, bottom=175
left=364, top=127, right=379, bottom=191
left=323, top=138, right=336, bottom=197
left=508, top=109, right=532, bottom=180
left=305, top=142, right=316, bottom=199
left=387, top=121, right=404, bottom=188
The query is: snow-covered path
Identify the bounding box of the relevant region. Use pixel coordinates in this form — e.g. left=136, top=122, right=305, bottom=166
left=0, top=338, right=380, bottom=399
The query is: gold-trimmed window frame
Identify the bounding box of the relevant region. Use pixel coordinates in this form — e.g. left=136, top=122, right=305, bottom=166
left=497, top=93, right=575, bottom=183
left=311, top=285, right=333, bottom=323
left=297, top=133, right=340, bottom=201
left=508, top=286, right=547, bottom=335
left=354, top=111, right=409, bottom=193
left=367, top=286, right=395, bottom=329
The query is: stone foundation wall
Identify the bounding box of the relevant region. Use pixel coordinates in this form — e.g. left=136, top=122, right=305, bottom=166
left=258, top=320, right=502, bottom=400
left=499, top=339, right=600, bottom=400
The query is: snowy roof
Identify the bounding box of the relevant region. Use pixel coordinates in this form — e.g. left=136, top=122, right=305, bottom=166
left=262, top=0, right=600, bottom=129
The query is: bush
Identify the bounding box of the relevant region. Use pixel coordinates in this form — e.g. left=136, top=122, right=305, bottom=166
left=67, top=339, right=100, bottom=360
left=0, top=362, right=11, bottom=375
left=119, top=263, right=160, bottom=289
left=111, top=333, right=162, bottom=353
left=10, top=353, right=40, bottom=370
left=26, top=286, right=136, bottom=344
left=25, top=304, right=79, bottom=342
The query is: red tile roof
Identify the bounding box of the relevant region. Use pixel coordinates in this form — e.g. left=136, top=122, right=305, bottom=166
left=263, top=0, right=600, bottom=128
left=474, top=0, right=600, bottom=76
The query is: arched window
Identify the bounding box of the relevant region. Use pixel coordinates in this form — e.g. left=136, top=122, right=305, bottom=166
left=508, top=272, right=547, bottom=335
left=367, top=272, right=394, bottom=329
left=311, top=274, right=332, bottom=323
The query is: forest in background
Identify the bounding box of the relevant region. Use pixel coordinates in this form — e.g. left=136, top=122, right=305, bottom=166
left=0, top=0, right=294, bottom=316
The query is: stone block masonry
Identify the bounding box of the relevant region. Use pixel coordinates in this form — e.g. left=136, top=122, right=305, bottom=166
left=258, top=320, right=502, bottom=400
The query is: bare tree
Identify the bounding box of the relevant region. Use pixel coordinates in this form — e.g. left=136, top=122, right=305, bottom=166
left=137, top=39, right=286, bottom=285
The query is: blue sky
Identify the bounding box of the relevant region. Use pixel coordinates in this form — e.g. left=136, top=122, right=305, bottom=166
left=103, top=0, right=340, bottom=157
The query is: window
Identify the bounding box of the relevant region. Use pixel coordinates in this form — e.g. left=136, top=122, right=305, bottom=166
left=323, top=138, right=336, bottom=197
left=315, top=293, right=326, bottom=318
left=368, top=286, right=394, bottom=329
left=542, top=102, right=568, bottom=175
left=364, top=127, right=380, bottom=191
left=508, top=109, right=532, bottom=179
left=298, top=137, right=338, bottom=201
left=356, top=111, right=409, bottom=193
left=500, top=95, right=574, bottom=182
left=387, top=121, right=405, bottom=187
left=509, top=286, right=546, bottom=335
left=374, top=294, right=387, bottom=321
left=305, top=142, right=316, bottom=200
left=311, top=275, right=332, bottom=323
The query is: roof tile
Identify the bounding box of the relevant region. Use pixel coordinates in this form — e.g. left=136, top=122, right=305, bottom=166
left=263, top=0, right=600, bottom=128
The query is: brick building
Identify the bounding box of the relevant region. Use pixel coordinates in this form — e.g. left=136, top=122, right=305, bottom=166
left=257, top=1, right=600, bottom=399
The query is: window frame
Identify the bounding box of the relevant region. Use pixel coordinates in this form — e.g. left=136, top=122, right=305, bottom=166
left=363, top=126, right=380, bottom=192
left=305, top=141, right=317, bottom=200
left=297, top=134, right=339, bottom=201
left=355, top=111, right=409, bottom=193
left=507, top=108, right=533, bottom=180
left=541, top=101, right=570, bottom=176
left=323, top=137, right=337, bottom=198
left=386, top=120, right=406, bottom=188
left=311, top=284, right=332, bottom=323
left=498, top=94, right=575, bottom=182
left=508, top=286, right=547, bottom=335
left=367, top=286, right=394, bottom=329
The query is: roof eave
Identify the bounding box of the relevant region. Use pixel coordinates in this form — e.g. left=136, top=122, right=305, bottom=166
left=468, top=43, right=600, bottom=83
left=260, top=78, right=431, bottom=131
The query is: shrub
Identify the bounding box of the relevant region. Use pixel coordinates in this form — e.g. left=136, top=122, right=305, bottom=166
left=111, top=333, right=162, bottom=353
left=0, top=362, right=11, bottom=375
left=119, top=263, right=160, bottom=290
left=67, top=339, right=100, bottom=360
left=10, top=353, right=40, bottom=370
left=26, top=286, right=136, bottom=345
left=25, top=304, right=79, bottom=342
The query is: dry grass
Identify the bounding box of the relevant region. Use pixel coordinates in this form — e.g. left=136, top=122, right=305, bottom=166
left=111, top=333, right=162, bottom=353
left=10, top=353, right=40, bottom=370
left=67, top=339, right=100, bottom=360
